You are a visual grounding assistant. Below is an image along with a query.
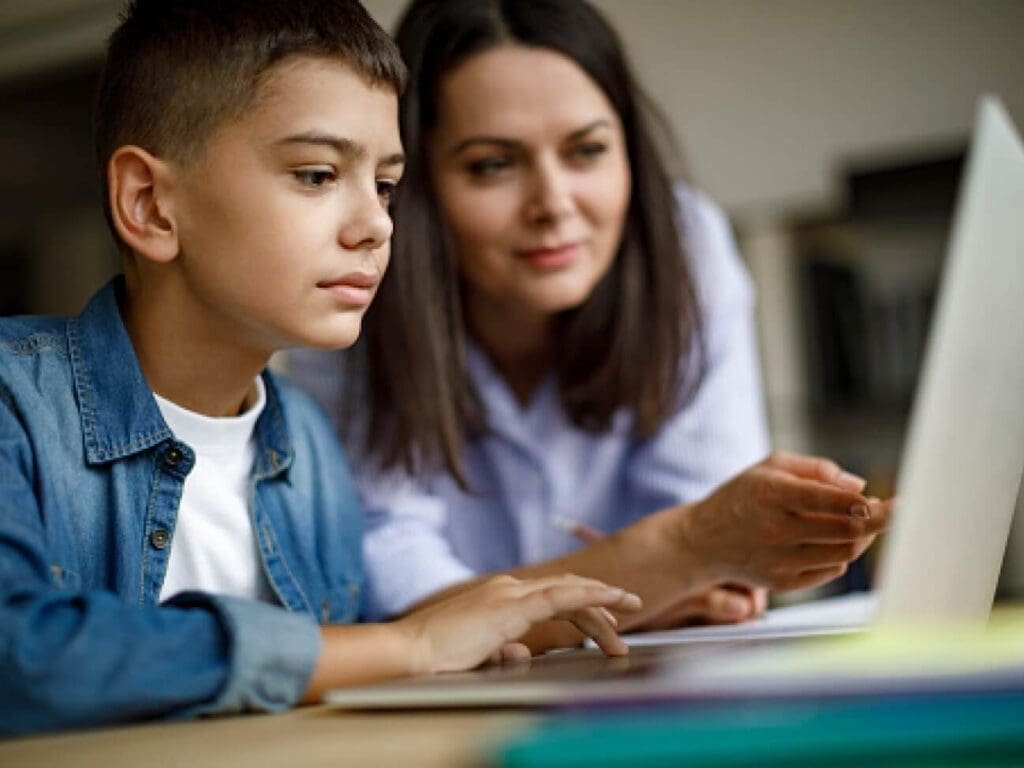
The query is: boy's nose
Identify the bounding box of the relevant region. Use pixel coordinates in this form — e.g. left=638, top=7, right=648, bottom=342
left=338, top=188, right=393, bottom=251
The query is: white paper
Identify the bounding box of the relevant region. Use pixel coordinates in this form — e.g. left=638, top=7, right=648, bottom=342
left=593, top=591, right=876, bottom=648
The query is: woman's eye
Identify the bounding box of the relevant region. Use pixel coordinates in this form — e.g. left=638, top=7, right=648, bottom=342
left=570, top=142, right=608, bottom=162
left=293, top=168, right=336, bottom=188
left=465, top=156, right=514, bottom=178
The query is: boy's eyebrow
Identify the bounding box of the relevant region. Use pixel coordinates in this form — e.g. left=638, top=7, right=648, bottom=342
left=274, top=132, right=405, bottom=167
left=276, top=132, right=362, bottom=157
left=449, top=119, right=612, bottom=156
left=379, top=152, right=406, bottom=169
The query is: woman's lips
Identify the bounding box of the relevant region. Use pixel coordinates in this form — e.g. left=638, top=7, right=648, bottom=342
left=517, top=243, right=581, bottom=270
left=317, top=272, right=378, bottom=306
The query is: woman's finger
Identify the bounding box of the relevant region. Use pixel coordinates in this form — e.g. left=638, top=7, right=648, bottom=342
left=774, top=563, right=849, bottom=592
left=706, top=587, right=754, bottom=622
left=768, top=474, right=867, bottom=517
left=765, top=452, right=866, bottom=492
left=787, top=541, right=867, bottom=569
left=750, top=586, right=769, bottom=616
left=785, top=505, right=887, bottom=541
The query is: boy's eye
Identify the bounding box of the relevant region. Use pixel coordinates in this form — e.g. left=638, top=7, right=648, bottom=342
left=465, top=155, right=515, bottom=178
left=293, top=168, right=336, bottom=188
left=377, top=179, right=399, bottom=205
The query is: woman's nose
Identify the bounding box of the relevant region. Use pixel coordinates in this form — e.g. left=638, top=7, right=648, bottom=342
left=524, top=159, right=574, bottom=225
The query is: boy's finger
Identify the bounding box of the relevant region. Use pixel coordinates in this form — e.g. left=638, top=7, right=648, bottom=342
left=500, top=642, right=532, bottom=663
left=568, top=607, right=628, bottom=657
left=509, top=573, right=615, bottom=597
left=522, top=583, right=643, bottom=617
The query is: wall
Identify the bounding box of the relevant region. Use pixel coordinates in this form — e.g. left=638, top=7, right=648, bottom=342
left=364, top=0, right=1024, bottom=219
left=3, top=0, right=1022, bottom=221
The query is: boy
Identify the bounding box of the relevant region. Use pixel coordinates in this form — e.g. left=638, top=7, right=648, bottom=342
left=0, top=0, right=639, bottom=734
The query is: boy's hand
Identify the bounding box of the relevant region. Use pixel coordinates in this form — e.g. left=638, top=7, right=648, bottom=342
left=395, top=574, right=642, bottom=675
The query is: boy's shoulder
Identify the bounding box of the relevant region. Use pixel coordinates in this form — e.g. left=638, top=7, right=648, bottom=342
left=265, top=368, right=354, bottom=473
left=0, top=313, right=69, bottom=356
left=267, top=370, right=344, bottom=445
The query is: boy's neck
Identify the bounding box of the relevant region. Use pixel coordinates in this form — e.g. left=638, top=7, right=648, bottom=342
left=120, top=272, right=269, bottom=418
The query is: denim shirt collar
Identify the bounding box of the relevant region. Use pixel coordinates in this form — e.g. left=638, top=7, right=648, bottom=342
left=68, top=277, right=293, bottom=476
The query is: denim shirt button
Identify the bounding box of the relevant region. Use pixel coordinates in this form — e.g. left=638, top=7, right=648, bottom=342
left=149, top=528, right=170, bottom=550
left=163, top=447, right=183, bottom=468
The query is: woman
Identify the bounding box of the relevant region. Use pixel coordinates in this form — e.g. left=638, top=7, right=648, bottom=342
left=291, top=0, right=888, bottom=646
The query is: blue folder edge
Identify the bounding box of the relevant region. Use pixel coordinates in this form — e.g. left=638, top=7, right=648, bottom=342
left=494, top=690, right=1024, bottom=767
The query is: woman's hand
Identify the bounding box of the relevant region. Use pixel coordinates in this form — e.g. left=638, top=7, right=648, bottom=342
left=633, top=583, right=768, bottom=631
left=672, top=452, right=891, bottom=592
left=394, top=574, right=642, bottom=675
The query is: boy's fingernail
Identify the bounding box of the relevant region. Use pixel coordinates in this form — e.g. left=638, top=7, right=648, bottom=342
left=849, top=503, right=871, bottom=518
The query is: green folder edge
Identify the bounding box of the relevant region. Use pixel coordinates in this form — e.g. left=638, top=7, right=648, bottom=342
left=495, top=692, right=1024, bottom=768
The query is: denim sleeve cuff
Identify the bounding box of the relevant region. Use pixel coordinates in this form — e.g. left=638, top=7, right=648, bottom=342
left=168, top=593, right=322, bottom=716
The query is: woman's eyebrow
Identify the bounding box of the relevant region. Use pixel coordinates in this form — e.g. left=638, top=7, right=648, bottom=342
left=449, top=118, right=613, bottom=156
left=566, top=118, right=612, bottom=141
left=449, top=136, right=520, bottom=155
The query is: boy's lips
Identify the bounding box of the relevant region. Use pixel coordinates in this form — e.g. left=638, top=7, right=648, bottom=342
left=317, top=271, right=379, bottom=306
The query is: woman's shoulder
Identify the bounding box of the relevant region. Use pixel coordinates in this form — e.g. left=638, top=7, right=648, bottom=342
left=672, top=182, right=755, bottom=315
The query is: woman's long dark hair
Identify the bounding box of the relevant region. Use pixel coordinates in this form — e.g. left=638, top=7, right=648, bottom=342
left=349, top=0, right=704, bottom=484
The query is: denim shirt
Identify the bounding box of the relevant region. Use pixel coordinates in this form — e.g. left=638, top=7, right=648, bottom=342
left=0, top=279, right=363, bottom=735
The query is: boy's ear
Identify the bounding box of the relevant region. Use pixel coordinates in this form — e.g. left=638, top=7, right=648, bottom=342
left=108, top=146, right=180, bottom=264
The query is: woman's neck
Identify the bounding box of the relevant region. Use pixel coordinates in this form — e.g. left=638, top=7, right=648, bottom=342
left=465, top=291, right=555, bottom=407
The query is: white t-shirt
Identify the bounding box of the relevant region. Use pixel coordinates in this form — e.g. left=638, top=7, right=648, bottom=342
left=156, top=378, right=276, bottom=603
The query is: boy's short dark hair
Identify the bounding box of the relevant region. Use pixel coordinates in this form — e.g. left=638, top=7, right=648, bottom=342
left=94, top=0, right=406, bottom=245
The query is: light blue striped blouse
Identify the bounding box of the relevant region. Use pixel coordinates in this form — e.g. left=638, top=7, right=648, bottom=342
left=289, top=186, right=770, bottom=620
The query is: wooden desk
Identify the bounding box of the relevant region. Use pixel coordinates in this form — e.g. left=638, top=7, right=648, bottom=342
left=0, top=640, right=819, bottom=767
left=10, top=605, right=1020, bottom=767
left=0, top=642, right=763, bottom=767
left=0, top=707, right=538, bottom=768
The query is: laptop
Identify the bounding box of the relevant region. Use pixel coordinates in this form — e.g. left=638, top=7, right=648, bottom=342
left=323, top=96, right=1024, bottom=710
